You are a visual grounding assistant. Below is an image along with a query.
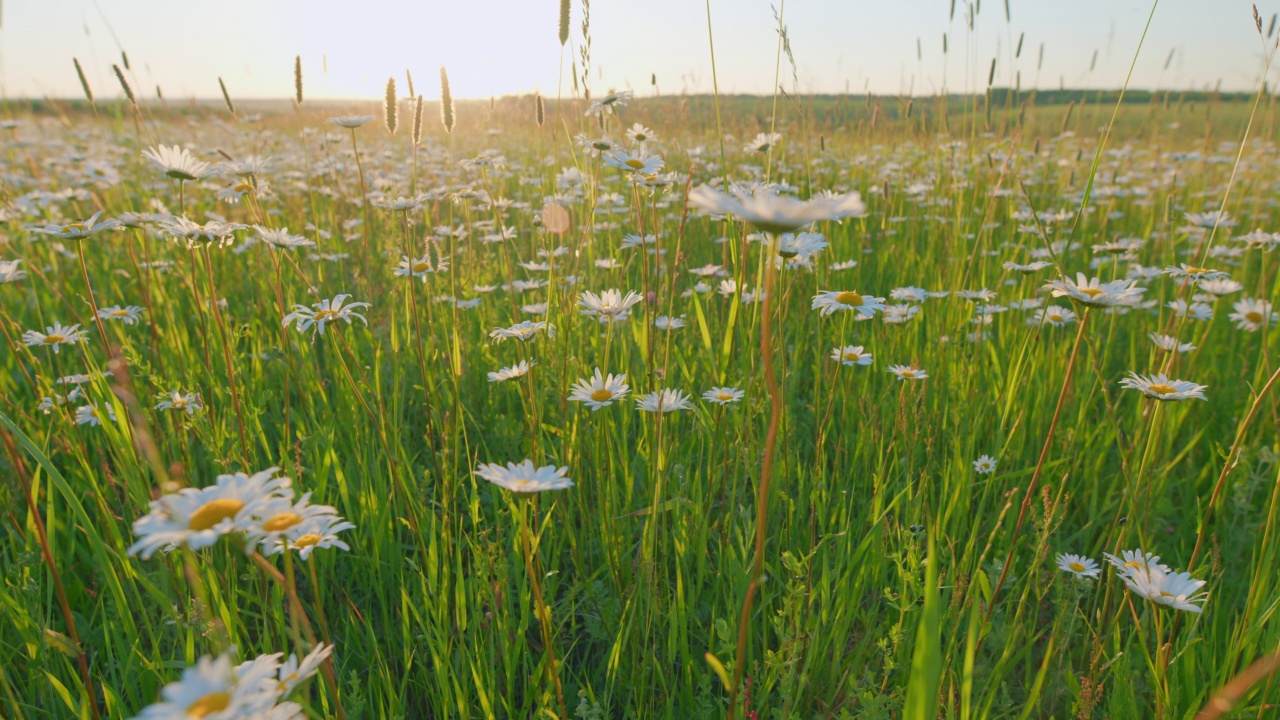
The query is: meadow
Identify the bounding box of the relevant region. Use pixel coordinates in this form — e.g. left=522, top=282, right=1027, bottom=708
left=2, top=50, right=1280, bottom=720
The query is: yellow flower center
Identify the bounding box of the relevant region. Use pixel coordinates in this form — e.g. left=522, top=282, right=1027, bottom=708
left=834, top=291, right=864, bottom=306
left=1246, top=311, right=1263, bottom=323
left=262, top=512, right=303, bottom=532
left=188, top=498, right=245, bottom=531
left=843, top=352, right=860, bottom=362
left=411, top=261, right=430, bottom=272
left=624, top=158, right=645, bottom=170
left=1147, top=383, right=1177, bottom=396
left=44, top=334, right=66, bottom=344
left=590, top=388, right=614, bottom=402
left=112, top=309, right=130, bottom=317
left=292, top=533, right=322, bottom=549
left=186, top=691, right=231, bottom=717
left=1159, top=591, right=1176, bottom=598
left=172, top=398, right=188, bottom=408
left=313, top=309, right=336, bottom=321
left=899, top=369, right=916, bottom=378
left=1048, top=313, right=1063, bottom=322
left=1125, top=560, right=1147, bottom=571
left=1185, top=266, right=1208, bottom=275
left=234, top=182, right=253, bottom=193
left=716, top=392, right=734, bottom=401
left=66, top=223, right=87, bottom=233
left=1068, top=562, right=1085, bottom=573
left=1078, top=287, right=1105, bottom=298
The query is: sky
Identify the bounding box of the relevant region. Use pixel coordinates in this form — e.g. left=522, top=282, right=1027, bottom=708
left=1, top=0, right=1275, bottom=102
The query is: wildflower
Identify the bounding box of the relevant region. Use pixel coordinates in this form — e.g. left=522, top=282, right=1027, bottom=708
left=1003, top=260, right=1053, bottom=274
left=154, top=391, right=204, bottom=415
left=0, top=258, right=26, bottom=283
left=141, top=144, right=215, bottom=181
left=811, top=290, right=887, bottom=318
left=37, top=211, right=120, bottom=240
left=282, top=294, right=371, bottom=337
left=579, top=289, right=643, bottom=321
left=890, top=286, right=929, bottom=303
left=97, top=305, right=145, bottom=325
left=157, top=216, right=246, bottom=249
left=568, top=369, right=629, bottom=410
left=1166, top=299, right=1213, bottom=321
left=328, top=115, right=374, bottom=128
left=603, top=148, right=664, bottom=175
left=1119, top=564, right=1208, bottom=613
left=654, top=315, right=685, bottom=330
left=776, top=231, right=828, bottom=259
left=584, top=90, right=633, bottom=117
left=702, top=386, right=744, bottom=405
left=1056, top=553, right=1101, bottom=579
left=395, top=254, right=449, bottom=280
left=128, top=651, right=279, bottom=720
left=1118, top=372, right=1207, bottom=401
left=273, top=644, right=332, bottom=695
left=625, top=123, right=655, bottom=145
left=1044, top=273, right=1144, bottom=308
left=489, top=321, right=555, bottom=342
left=973, top=455, right=997, bottom=474
left=488, top=360, right=535, bottom=383
left=620, top=233, right=657, bottom=250
left=743, top=132, right=782, bottom=153
left=475, top=460, right=574, bottom=493
left=1148, top=333, right=1196, bottom=353
left=262, top=514, right=354, bottom=560
left=1163, top=264, right=1229, bottom=283
left=887, top=365, right=928, bottom=381
left=831, top=345, right=873, bottom=366
left=256, top=226, right=315, bottom=250
left=1196, top=278, right=1244, bottom=297
left=22, top=322, right=86, bottom=353
left=1228, top=298, right=1277, bottom=332
left=1029, top=305, right=1077, bottom=327
left=687, top=184, right=866, bottom=234
left=127, top=468, right=292, bottom=559
left=75, top=403, right=116, bottom=427
left=636, top=388, right=694, bottom=413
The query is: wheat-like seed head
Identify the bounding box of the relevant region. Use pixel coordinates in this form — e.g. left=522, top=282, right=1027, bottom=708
left=385, top=78, right=398, bottom=135
left=535, top=93, right=545, bottom=127
left=113, top=64, right=135, bottom=106
left=218, top=77, right=236, bottom=116
left=73, top=58, right=94, bottom=104
left=294, top=56, right=303, bottom=105
left=440, top=66, right=455, bottom=134
left=412, top=96, right=424, bottom=146
left=558, top=0, right=571, bottom=46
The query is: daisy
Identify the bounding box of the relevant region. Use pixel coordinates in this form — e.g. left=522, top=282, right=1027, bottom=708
left=489, top=321, right=555, bottom=343
left=702, top=386, right=745, bottom=405
left=743, top=132, right=782, bottom=153
left=1196, top=278, right=1244, bottom=297
left=579, top=289, right=643, bottom=321
left=973, top=455, right=997, bottom=474
left=488, top=360, right=535, bottom=383
left=0, top=258, right=26, bottom=284
left=261, top=514, right=355, bottom=560
left=811, top=290, right=887, bottom=318
left=890, top=286, right=929, bottom=303
left=75, top=403, right=116, bottom=427
left=130, top=651, right=278, bottom=720
left=1044, top=272, right=1144, bottom=308
left=603, top=149, right=664, bottom=175
left=567, top=369, right=629, bottom=410
left=831, top=345, right=873, bottom=366
left=328, top=115, right=375, bottom=128
left=128, top=468, right=292, bottom=559
left=1056, top=553, right=1101, bottom=579
left=154, top=391, right=204, bottom=415
left=1163, top=264, right=1229, bottom=283
left=157, top=216, right=247, bottom=249
left=776, top=232, right=828, bottom=259
left=584, top=90, right=633, bottom=117
left=687, top=184, right=866, bottom=235
left=625, top=122, right=655, bottom=145
left=273, top=644, right=332, bottom=695
left=1148, top=333, right=1196, bottom=353
left=887, top=365, right=928, bottom=381
left=1002, top=260, right=1053, bottom=273
left=654, top=315, right=685, bottom=330
left=22, top=322, right=86, bottom=353
left=97, top=305, right=145, bottom=325
left=620, top=233, right=657, bottom=250
left=256, top=227, right=315, bottom=250
left=282, top=294, right=371, bottom=337
left=1118, top=372, right=1207, bottom=401
left=475, top=459, right=574, bottom=493
left=636, top=388, right=695, bottom=413
left=1119, top=564, right=1208, bottom=613
left=1029, top=305, right=1077, bottom=327
left=141, top=144, right=215, bottom=181
left=1228, top=298, right=1277, bottom=332
left=37, top=211, right=120, bottom=240
left=1166, top=299, right=1214, bottom=321
left=244, top=492, right=343, bottom=554
left=395, top=254, right=449, bottom=280
left=1103, top=549, right=1171, bottom=577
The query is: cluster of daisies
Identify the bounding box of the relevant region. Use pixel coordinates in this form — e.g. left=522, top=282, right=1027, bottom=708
left=123, top=467, right=352, bottom=718
left=1057, top=549, right=1208, bottom=613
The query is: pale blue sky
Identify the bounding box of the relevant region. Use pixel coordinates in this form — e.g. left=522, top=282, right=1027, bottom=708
left=1, top=0, right=1273, bottom=101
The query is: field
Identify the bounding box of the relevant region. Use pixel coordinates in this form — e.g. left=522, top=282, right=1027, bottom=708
left=3, top=70, right=1280, bottom=720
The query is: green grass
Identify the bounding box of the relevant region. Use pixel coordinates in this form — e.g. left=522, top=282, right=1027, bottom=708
left=2, top=90, right=1280, bottom=719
